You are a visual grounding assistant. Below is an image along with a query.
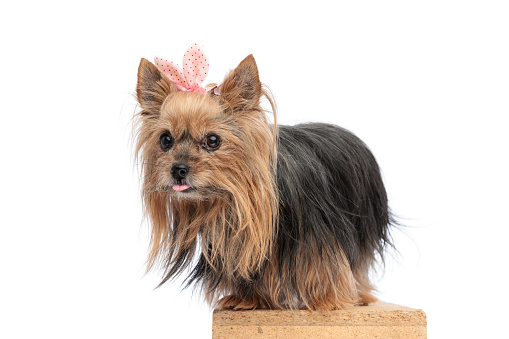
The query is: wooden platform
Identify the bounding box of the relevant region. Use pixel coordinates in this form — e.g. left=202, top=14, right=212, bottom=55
left=212, top=302, right=426, bottom=338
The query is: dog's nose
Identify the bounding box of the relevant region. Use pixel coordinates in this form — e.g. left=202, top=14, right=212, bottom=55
left=171, top=163, right=190, bottom=180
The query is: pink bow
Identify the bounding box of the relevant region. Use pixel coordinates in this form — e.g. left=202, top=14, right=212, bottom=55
left=154, top=44, right=211, bottom=94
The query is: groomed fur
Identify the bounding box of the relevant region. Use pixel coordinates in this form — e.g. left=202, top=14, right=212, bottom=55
left=134, top=54, right=392, bottom=310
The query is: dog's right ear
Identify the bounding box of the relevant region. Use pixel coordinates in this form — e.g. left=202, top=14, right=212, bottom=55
left=219, top=54, right=262, bottom=113
left=136, top=58, right=176, bottom=114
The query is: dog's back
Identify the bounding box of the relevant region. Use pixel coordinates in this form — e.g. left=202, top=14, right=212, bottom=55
left=264, top=123, right=392, bottom=308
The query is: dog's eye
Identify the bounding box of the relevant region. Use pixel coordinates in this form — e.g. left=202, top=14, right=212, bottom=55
left=204, top=134, right=221, bottom=151
left=160, top=132, right=174, bottom=152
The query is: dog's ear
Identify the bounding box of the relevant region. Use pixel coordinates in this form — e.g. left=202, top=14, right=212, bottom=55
left=220, top=54, right=262, bottom=112
left=136, top=58, right=176, bottom=114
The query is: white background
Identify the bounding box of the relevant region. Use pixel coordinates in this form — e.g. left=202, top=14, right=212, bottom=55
left=1, top=1, right=508, bottom=338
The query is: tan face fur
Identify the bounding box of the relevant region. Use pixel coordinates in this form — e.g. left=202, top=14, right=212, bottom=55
left=135, top=55, right=278, bottom=280
left=148, top=92, right=230, bottom=200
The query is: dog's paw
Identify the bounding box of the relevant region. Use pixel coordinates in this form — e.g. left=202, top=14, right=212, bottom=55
left=358, top=292, right=378, bottom=306
left=217, top=295, right=260, bottom=310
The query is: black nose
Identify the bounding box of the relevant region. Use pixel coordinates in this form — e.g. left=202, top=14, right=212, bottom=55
left=171, top=163, right=190, bottom=180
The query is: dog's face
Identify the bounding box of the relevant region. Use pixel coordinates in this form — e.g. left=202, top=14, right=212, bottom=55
left=135, top=55, right=274, bottom=202
left=142, top=92, right=239, bottom=201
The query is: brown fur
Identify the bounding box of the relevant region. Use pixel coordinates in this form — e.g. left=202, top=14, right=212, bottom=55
left=136, top=55, right=277, bottom=283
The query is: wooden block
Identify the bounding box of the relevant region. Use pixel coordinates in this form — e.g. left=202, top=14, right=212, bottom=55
left=212, top=301, right=426, bottom=338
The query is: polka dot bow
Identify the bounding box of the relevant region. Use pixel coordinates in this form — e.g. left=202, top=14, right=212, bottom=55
left=154, top=43, right=212, bottom=94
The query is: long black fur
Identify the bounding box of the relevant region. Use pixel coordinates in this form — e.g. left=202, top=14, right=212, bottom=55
left=276, top=123, right=392, bottom=270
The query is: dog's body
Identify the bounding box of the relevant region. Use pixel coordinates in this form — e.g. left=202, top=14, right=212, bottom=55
left=135, top=53, right=392, bottom=310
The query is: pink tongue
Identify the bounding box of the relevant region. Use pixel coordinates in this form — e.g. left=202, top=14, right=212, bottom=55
left=173, top=184, right=190, bottom=192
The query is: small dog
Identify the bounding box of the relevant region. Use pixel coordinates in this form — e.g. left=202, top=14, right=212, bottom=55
left=134, top=45, right=393, bottom=310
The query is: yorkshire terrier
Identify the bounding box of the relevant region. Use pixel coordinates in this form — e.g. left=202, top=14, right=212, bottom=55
left=134, top=44, right=393, bottom=310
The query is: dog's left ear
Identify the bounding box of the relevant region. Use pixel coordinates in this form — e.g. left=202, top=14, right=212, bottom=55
left=136, top=58, right=176, bottom=114
left=220, top=54, right=262, bottom=112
